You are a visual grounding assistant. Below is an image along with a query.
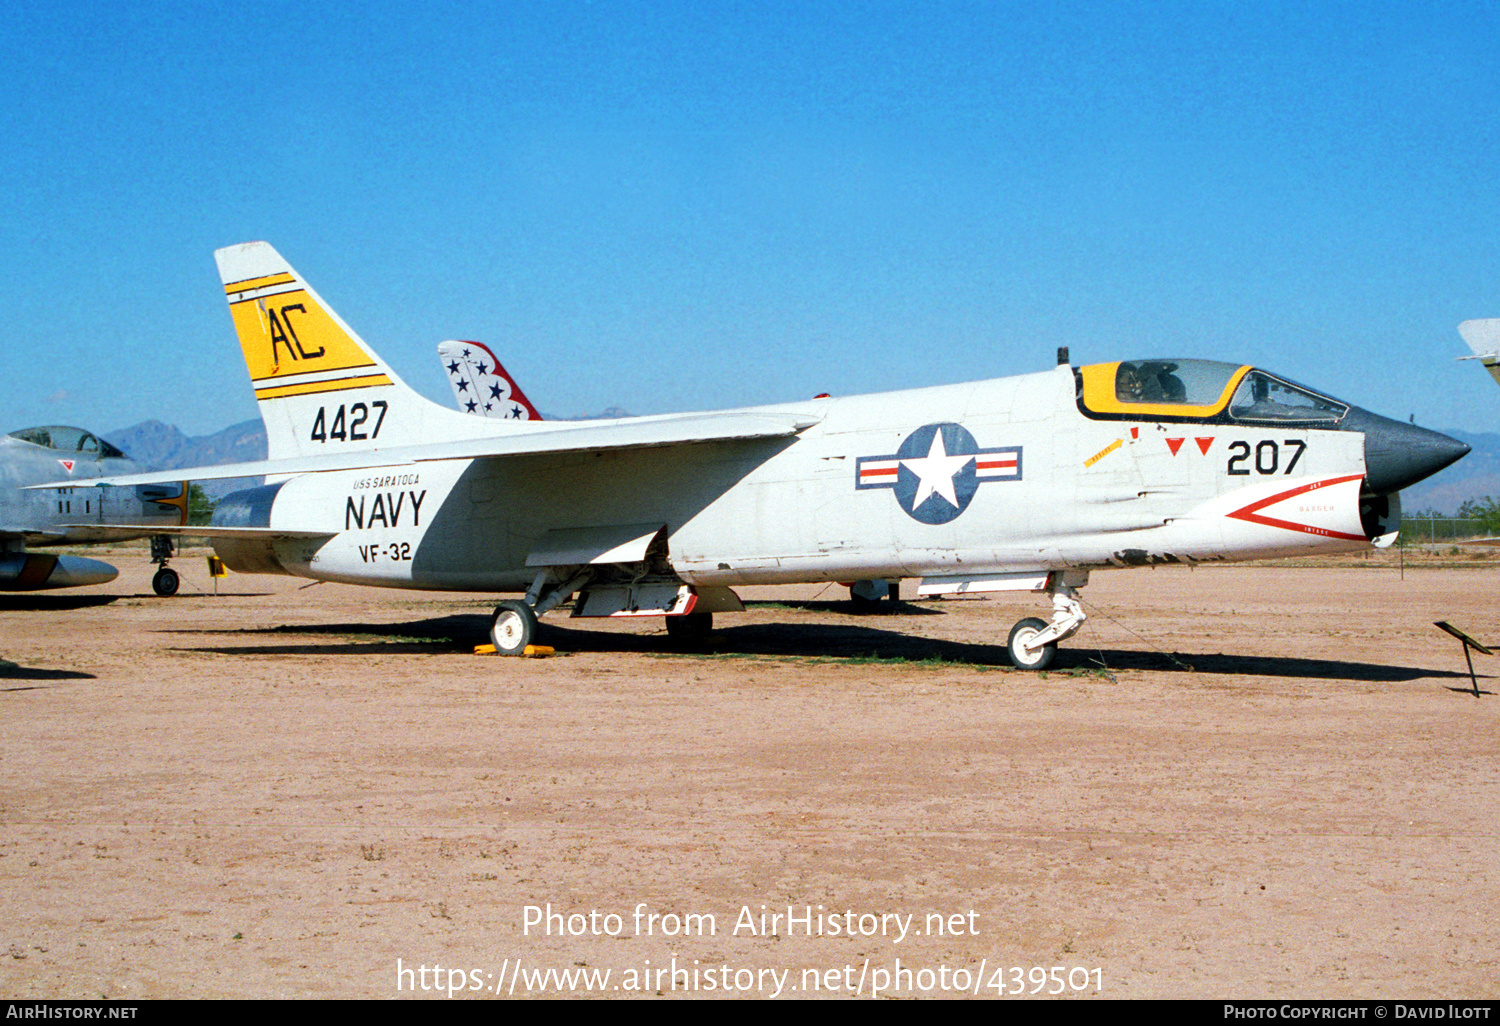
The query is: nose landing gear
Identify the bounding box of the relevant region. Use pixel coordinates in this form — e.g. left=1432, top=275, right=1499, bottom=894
left=150, top=535, right=179, bottom=597
left=1005, top=573, right=1088, bottom=671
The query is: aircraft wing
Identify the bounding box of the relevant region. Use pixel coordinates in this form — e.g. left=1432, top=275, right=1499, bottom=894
left=29, top=410, right=819, bottom=490
left=56, top=524, right=334, bottom=540
left=24, top=526, right=170, bottom=544
left=1, top=523, right=169, bottom=545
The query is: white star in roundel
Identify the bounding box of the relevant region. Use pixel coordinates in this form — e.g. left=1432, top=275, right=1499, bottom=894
left=900, top=430, right=974, bottom=510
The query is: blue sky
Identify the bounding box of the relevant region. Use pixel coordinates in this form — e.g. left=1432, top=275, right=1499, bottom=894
left=3, top=1, right=1499, bottom=438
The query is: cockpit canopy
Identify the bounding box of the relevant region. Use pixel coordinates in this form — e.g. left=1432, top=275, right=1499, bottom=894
left=6, top=426, right=128, bottom=460
left=1077, top=360, right=1349, bottom=424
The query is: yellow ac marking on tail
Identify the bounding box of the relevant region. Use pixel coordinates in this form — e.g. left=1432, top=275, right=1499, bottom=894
left=1084, top=439, right=1123, bottom=467
left=229, top=290, right=378, bottom=382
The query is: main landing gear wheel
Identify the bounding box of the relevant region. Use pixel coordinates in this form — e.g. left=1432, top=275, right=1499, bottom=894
left=491, top=600, right=539, bottom=655
left=665, top=611, right=713, bottom=645
left=152, top=566, right=180, bottom=598
left=1007, top=617, right=1057, bottom=671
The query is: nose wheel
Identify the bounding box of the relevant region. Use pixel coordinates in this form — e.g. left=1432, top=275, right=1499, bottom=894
left=1007, top=575, right=1087, bottom=671
left=1007, top=617, right=1056, bottom=670
left=152, top=566, right=180, bottom=597
left=149, top=535, right=179, bottom=597
left=848, top=578, right=900, bottom=611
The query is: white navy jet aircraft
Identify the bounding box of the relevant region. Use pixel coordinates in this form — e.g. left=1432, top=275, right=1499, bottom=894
left=49, top=242, right=1470, bottom=667
left=2, top=426, right=189, bottom=593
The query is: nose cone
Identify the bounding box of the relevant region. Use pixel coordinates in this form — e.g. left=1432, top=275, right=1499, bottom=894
left=1341, top=408, right=1470, bottom=494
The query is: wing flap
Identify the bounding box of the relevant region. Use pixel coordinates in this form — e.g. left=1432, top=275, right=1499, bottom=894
left=525, top=523, right=667, bottom=568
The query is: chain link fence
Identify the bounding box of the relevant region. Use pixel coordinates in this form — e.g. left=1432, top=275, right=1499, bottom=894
left=1399, top=516, right=1486, bottom=548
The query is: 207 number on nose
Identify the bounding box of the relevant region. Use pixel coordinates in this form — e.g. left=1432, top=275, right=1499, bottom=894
left=1226, top=439, right=1305, bottom=476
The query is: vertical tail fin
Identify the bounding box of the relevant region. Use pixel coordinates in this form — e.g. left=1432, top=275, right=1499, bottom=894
left=215, top=242, right=490, bottom=458
left=436, top=340, right=542, bottom=420
left=1458, top=319, right=1500, bottom=390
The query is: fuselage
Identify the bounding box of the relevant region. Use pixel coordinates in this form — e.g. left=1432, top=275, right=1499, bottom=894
left=209, top=361, right=1460, bottom=592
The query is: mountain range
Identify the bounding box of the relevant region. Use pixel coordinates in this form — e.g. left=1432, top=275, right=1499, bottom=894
left=102, top=417, right=1498, bottom=514
left=104, top=419, right=266, bottom=498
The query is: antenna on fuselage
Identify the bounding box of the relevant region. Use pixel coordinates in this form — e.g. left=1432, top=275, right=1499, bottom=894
left=1057, top=347, right=1070, bottom=367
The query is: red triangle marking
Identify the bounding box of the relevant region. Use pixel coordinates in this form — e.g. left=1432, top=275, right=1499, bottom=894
left=1130, top=427, right=1139, bottom=439
left=1195, top=437, right=1214, bottom=455
left=58, top=459, right=75, bottom=473
left=1165, top=438, right=1184, bottom=456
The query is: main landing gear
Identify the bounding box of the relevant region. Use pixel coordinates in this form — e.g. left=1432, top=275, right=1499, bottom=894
left=920, top=569, right=1089, bottom=670
left=665, top=611, right=713, bottom=645
left=1005, top=574, right=1088, bottom=671
left=487, top=570, right=742, bottom=656
left=490, top=599, right=539, bottom=655
left=150, top=535, right=179, bottom=597
left=847, top=578, right=900, bottom=611
left=488, top=567, right=594, bottom=655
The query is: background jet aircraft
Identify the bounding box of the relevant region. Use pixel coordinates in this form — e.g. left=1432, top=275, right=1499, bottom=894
left=1, top=426, right=188, bottom=593
left=1458, top=319, right=1500, bottom=390
left=53, top=242, right=1468, bottom=667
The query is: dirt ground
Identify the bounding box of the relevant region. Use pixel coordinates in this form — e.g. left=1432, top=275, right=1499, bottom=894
left=1, top=548, right=1497, bottom=1000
